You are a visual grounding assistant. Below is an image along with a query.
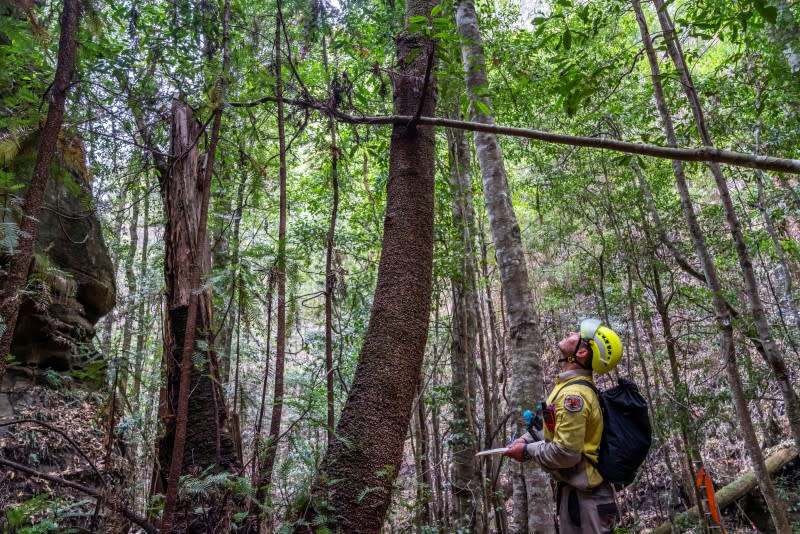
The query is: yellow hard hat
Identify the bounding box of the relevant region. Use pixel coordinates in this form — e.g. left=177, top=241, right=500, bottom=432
left=580, top=319, right=623, bottom=375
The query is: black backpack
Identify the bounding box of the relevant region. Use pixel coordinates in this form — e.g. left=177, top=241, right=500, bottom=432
left=571, top=378, right=652, bottom=487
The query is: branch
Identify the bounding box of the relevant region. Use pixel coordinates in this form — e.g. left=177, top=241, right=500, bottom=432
left=227, top=96, right=800, bottom=174
left=0, top=457, right=159, bottom=533
left=407, top=43, right=436, bottom=132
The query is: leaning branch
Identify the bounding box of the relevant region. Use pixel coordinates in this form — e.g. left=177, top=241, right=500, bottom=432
left=228, top=96, right=800, bottom=174
left=0, top=457, right=159, bottom=533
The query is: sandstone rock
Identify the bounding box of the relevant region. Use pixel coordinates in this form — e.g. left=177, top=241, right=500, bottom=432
left=1, top=132, right=116, bottom=370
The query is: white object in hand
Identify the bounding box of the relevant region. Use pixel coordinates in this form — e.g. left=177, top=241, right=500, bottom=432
left=475, top=447, right=509, bottom=457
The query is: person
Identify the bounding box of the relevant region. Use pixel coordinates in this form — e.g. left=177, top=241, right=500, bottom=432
left=505, top=319, right=622, bottom=534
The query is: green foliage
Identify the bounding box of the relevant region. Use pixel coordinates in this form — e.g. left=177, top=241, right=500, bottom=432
left=3, top=494, right=62, bottom=533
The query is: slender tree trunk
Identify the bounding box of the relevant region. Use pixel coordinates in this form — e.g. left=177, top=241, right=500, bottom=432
left=755, top=171, right=800, bottom=338
left=251, top=270, right=276, bottom=492
left=256, top=9, right=289, bottom=517
left=751, top=97, right=800, bottom=347
left=297, top=0, right=437, bottom=528
left=447, top=121, right=487, bottom=533
left=635, top=2, right=791, bottom=531
left=132, top=192, right=150, bottom=408
left=101, top=187, right=127, bottom=358
left=414, top=388, right=434, bottom=529
left=322, top=35, right=340, bottom=448
left=652, top=0, right=800, bottom=453
left=649, top=262, right=706, bottom=519
left=117, top=194, right=140, bottom=399
left=455, top=1, right=551, bottom=531
left=0, top=0, right=80, bottom=384
left=429, top=368, right=447, bottom=526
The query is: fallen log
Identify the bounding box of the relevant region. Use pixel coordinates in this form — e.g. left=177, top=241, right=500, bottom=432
left=649, top=446, right=798, bottom=534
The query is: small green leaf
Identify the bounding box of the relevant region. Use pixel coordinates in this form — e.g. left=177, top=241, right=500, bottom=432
left=753, top=0, right=777, bottom=23
left=430, top=4, right=442, bottom=16
left=563, top=28, right=572, bottom=50
left=475, top=99, right=491, bottom=116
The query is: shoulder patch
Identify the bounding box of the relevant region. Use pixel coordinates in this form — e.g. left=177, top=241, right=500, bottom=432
left=564, top=394, right=584, bottom=413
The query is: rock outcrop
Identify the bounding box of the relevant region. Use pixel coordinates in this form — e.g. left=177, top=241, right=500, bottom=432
left=1, top=132, right=116, bottom=371
left=0, top=131, right=122, bottom=529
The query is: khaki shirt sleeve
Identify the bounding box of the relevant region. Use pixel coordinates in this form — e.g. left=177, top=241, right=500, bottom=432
left=525, top=440, right=582, bottom=469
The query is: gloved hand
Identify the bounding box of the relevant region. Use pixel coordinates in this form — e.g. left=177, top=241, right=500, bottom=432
left=510, top=437, right=527, bottom=448
left=504, top=441, right=529, bottom=462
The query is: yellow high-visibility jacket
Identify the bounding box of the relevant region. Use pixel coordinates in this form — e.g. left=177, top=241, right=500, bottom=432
left=525, top=369, right=604, bottom=490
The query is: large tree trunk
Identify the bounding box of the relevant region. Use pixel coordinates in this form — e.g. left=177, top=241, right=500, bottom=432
left=154, top=100, right=239, bottom=532
left=447, top=123, right=486, bottom=533
left=0, top=0, right=80, bottom=385
left=455, top=1, right=552, bottom=532
left=297, top=0, right=437, bottom=529
left=634, top=2, right=791, bottom=531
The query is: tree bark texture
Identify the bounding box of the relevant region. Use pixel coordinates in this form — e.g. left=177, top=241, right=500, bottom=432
left=635, top=2, right=791, bottom=531
left=652, top=0, right=800, bottom=454
left=447, top=123, right=486, bottom=533
left=154, top=101, right=238, bottom=532
left=0, top=0, right=80, bottom=385
left=298, top=1, right=437, bottom=529
left=455, top=1, right=552, bottom=532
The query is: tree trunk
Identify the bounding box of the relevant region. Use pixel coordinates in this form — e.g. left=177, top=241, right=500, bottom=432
left=297, top=0, right=437, bottom=528
left=155, top=99, right=238, bottom=532
left=131, top=192, right=150, bottom=409
left=323, top=35, right=340, bottom=448
left=653, top=0, right=800, bottom=453
left=648, top=262, right=706, bottom=520
left=255, top=8, right=289, bottom=524
left=0, top=0, right=80, bottom=384
left=414, top=388, right=434, bottom=529
left=447, top=122, right=486, bottom=533
left=117, top=193, right=140, bottom=399
left=455, top=1, right=552, bottom=531
left=635, top=2, right=791, bottom=531
left=251, top=270, right=276, bottom=496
